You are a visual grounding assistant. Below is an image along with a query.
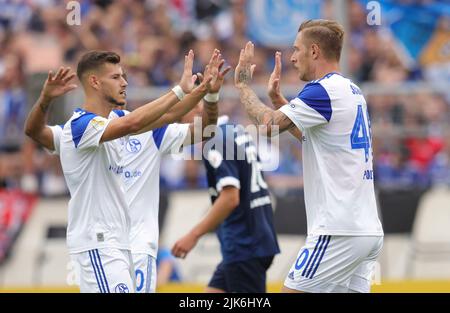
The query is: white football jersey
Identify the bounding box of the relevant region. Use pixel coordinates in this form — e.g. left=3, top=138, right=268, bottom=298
left=52, top=110, right=189, bottom=257
left=58, top=108, right=131, bottom=253
left=108, top=110, right=189, bottom=257
left=279, top=72, right=383, bottom=236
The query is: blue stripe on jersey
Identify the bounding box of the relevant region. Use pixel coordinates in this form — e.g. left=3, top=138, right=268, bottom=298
left=58, top=124, right=64, bottom=129
left=152, top=125, right=168, bottom=150
left=298, top=82, right=332, bottom=122
left=305, top=235, right=328, bottom=279
left=95, top=249, right=110, bottom=293
left=71, top=109, right=96, bottom=148
left=309, top=236, right=331, bottom=279
left=113, top=109, right=125, bottom=117
left=88, top=250, right=104, bottom=293
left=301, top=235, right=323, bottom=277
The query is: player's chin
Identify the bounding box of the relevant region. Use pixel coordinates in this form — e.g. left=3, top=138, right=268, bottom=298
left=115, top=99, right=127, bottom=106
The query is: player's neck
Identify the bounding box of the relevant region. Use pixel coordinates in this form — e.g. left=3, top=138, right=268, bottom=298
left=312, top=63, right=341, bottom=81
left=83, top=95, right=112, bottom=118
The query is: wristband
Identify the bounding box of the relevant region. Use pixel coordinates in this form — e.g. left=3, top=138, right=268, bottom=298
left=204, top=92, right=219, bottom=103
left=172, top=85, right=185, bottom=101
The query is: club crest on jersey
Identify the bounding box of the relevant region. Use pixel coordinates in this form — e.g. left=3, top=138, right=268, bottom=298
left=126, top=138, right=142, bottom=153
left=115, top=283, right=129, bottom=293
left=207, top=149, right=223, bottom=169
left=91, top=117, right=107, bottom=130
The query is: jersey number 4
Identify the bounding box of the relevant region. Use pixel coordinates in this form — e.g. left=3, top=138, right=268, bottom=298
left=351, top=104, right=372, bottom=163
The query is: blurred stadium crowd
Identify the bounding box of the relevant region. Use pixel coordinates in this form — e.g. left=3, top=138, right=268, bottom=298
left=0, top=1, right=449, bottom=197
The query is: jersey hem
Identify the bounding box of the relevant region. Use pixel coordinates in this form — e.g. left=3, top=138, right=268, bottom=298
left=68, top=244, right=131, bottom=254
left=130, top=249, right=157, bottom=258
left=308, top=231, right=384, bottom=237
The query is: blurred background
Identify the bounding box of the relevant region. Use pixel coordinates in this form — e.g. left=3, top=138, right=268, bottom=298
left=0, top=0, right=450, bottom=292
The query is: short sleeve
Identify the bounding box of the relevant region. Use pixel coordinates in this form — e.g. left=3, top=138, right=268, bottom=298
left=206, top=149, right=241, bottom=192
left=48, top=125, right=63, bottom=155
left=279, top=82, right=332, bottom=131
left=71, top=113, right=110, bottom=149
left=153, top=123, right=190, bottom=155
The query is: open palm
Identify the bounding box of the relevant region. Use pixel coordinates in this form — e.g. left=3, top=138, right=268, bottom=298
left=42, top=67, right=77, bottom=100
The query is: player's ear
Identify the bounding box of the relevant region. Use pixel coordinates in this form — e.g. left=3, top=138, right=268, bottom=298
left=311, top=43, right=320, bottom=60
left=88, top=74, right=100, bottom=90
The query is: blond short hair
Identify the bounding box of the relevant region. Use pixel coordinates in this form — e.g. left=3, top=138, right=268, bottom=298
left=298, top=19, right=345, bottom=62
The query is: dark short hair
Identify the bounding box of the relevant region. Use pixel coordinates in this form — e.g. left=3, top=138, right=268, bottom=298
left=76, top=51, right=121, bottom=81
left=298, top=19, right=345, bottom=62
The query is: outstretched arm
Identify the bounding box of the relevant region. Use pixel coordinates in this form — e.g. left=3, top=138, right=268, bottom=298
left=183, top=52, right=231, bottom=146
left=235, top=42, right=297, bottom=137
left=24, top=67, right=77, bottom=150
left=101, top=50, right=215, bottom=142
left=171, top=186, right=239, bottom=259
left=138, top=49, right=229, bottom=135
left=132, top=49, right=201, bottom=133
left=100, top=79, right=211, bottom=142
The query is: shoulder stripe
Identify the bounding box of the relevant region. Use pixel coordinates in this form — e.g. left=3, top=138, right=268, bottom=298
left=113, top=109, right=125, bottom=117
left=71, top=111, right=96, bottom=148
left=152, top=125, right=168, bottom=150
left=298, top=82, right=332, bottom=122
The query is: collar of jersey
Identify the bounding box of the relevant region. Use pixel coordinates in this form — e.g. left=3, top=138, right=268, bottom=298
left=310, top=71, right=343, bottom=84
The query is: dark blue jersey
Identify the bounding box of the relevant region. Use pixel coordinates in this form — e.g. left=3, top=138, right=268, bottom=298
left=203, top=124, right=280, bottom=264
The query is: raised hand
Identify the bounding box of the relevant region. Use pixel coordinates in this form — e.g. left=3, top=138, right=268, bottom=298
left=234, top=41, right=256, bottom=88
left=178, top=49, right=198, bottom=94
left=268, top=51, right=282, bottom=100
left=197, top=49, right=232, bottom=94
left=41, top=67, right=77, bottom=101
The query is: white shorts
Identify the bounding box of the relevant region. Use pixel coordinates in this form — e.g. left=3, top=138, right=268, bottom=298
left=284, top=235, right=383, bottom=293
left=132, top=253, right=156, bottom=293
left=70, top=248, right=135, bottom=293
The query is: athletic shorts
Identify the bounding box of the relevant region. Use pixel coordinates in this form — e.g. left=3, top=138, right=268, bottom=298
left=208, top=256, right=274, bottom=293
left=284, top=235, right=383, bottom=293
left=132, top=253, right=156, bottom=293
left=70, top=248, right=135, bottom=293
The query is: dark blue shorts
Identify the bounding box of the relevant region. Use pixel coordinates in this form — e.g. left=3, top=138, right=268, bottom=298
left=208, top=256, right=274, bottom=293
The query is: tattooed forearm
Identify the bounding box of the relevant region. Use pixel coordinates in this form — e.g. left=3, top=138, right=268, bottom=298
left=37, top=94, right=53, bottom=113
left=237, top=67, right=252, bottom=85
left=39, top=103, right=50, bottom=113
left=239, top=85, right=297, bottom=137
left=202, top=102, right=218, bottom=140
left=239, top=86, right=273, bottom=125
left=186, top=101, right=219, bottom=145
left=203, top=101, right=218, bottom=126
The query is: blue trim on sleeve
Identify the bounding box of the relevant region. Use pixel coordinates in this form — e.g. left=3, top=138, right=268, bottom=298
left=298, top=82, right=332, bottom=122
left=71, top=110, right=96, bottom=148
left=152, top=125, right=168, bottom=150
left=113, top=109, right=125, bottom=117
